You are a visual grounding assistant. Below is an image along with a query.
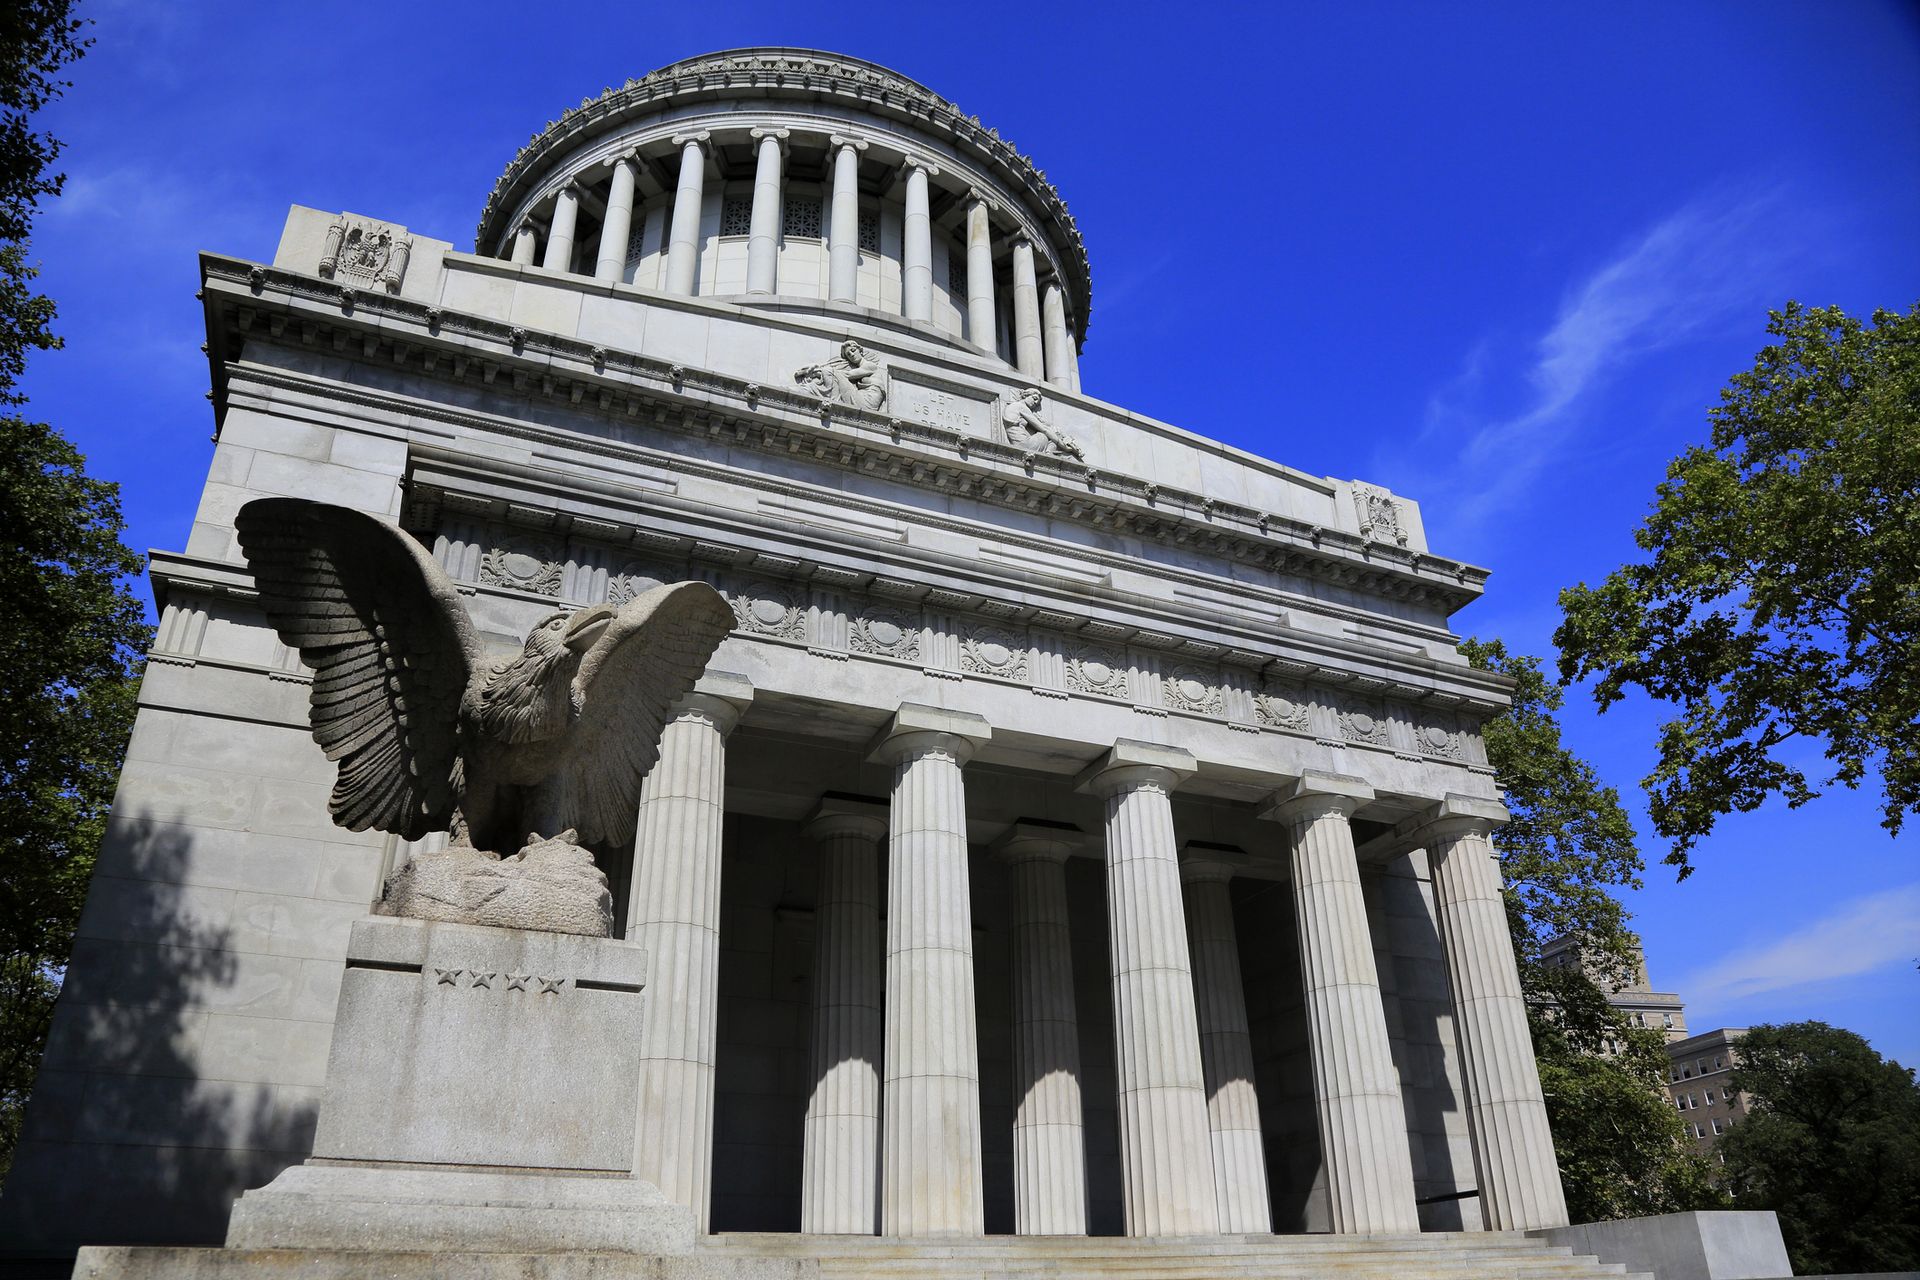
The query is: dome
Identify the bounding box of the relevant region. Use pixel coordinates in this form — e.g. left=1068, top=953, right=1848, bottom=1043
left=473, top=49, right=1091, bottom=379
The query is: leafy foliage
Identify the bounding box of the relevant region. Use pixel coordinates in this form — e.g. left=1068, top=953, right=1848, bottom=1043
left=0, top=1, right=146, bottom=1183
left=1718, top=1022, right=1920, bottom=1275
left=1556, top=302, right=1920, bottom=875
left=1463, top=638, right=1722, bottom=1220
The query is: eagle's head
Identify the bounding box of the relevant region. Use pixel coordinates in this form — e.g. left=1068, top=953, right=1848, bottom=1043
left=475, top=604, right=616, bottom=744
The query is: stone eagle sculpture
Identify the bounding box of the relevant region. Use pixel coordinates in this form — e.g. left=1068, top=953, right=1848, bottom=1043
left=235, top=498, right=735, bottom=933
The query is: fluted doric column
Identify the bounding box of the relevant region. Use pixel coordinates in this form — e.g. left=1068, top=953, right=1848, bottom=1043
left=1264, top=772, right=1420, bottom=1235
left=801, top=796, right=890, bottom=1235
left=1180, top=853, right=1272, bottom=1233
left=827, top=135, right=866, bottom=304
left=1077, top=741, right=1219, bottom=1237
left=901, top=158, right=937, bottom=323
left=870, top=704, right=992, bottom=1236
left=1042, top=282, right=1074, bottom=390
left=747, top=128, right=789, bottom=296
left=664, top=132, right=709, bottom=297
left=595, top=153, right=639, bottom=283
left=510, top=222, right=538, bottom=266
left=542, top=182, right=579, bottom=273
left=1421, top=796, right=1569, bottom=1231
left=627, top=673, right=752, bottom=1233
left=994, top=824, right=1089, bottom=1236
left=1010, top=238, right=1045, bottom=379
left=964, top=191, right=997, bottom=353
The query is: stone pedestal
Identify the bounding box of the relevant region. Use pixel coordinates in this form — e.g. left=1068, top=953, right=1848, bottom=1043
left=223, top=915, right=692, bottom=1255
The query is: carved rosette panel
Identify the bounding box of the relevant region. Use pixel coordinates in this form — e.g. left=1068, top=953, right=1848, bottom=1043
left=728, top=580, right=806, bottom=639
left=1162, top=664, right=1224, bottom=716
left=479, top=534, right=564, bottom=596
left=960, top=621, right=1030, bottom=681
left=1336, top=694, right=1392, bottom=748
left=1065, top=643, right=1128, bottom=699
left=850, top=604, right=920, bottom=661
left=1255, top=681, right=1313, bottom=733
left=1414, top=711, right=1466, bottom=761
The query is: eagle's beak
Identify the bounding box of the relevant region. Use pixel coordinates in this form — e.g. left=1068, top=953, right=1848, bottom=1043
left=563, top=604, right=616, bottom=653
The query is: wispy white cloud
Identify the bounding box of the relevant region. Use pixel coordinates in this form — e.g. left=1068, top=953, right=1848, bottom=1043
left=1677, top=882, right=1920, bottom=1011
left=1405, top=184, right=1801, bottom=536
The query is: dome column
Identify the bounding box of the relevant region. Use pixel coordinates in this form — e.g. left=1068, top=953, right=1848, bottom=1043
left=964, top=192, right=998, bottom=354
left=510, top=221, right=538, bottom=266
left=665, top=132, right=710, bottom=297
left=1042, top=282, right=1074, bottom=390
left=901, top=158, right=937, bottom=323
left=595, top=153, right=639, bottom=283
left=541, top=182, right=579, bottom=273
left=747, top=128, right=789, bottom=296
left=1010, top=238, right=1045, bottom=380
left=827, top=135, right=867, bottom=304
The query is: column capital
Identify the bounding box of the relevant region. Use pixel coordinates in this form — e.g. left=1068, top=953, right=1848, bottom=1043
left=671, top=671, right=754, bottom=737
left=991, top=820, right=1084, bottom=864
left=1355, top=791, right=1510, bottom=861
left=750, top=126, right=792, bottom=155
left=965, top=187, right=998, bottom=215
left=901, top=155, right=941, bottom=178
left=1178, top=843, right=1248, bottom=885
left=671, top=130, right=711, bottom=147
left=866, top=702, right=991, bottom=767
left=1074, top=739, right=1196, bottom=799
left=829, top=133, right=870, bottom=152
left=804, top=793, right=889, bottom=844
left=1260, top=770, right=1375, bottom=825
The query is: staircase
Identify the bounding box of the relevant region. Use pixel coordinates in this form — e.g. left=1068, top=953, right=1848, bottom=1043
left=703, top=1231, right=1653, bottom=1279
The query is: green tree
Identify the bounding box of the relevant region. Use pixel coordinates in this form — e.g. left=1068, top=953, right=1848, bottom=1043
left=1463, top=638, right=1723, bottom=1221
left=0, top=2, right=146, bottom=1181
left=1718, top=1022, right=1920, bottom=1274
left=1556, top=302, right=1920, bottom=876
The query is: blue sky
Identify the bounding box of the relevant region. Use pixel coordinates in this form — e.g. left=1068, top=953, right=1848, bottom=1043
left=22, top=3, right=1920, bottom=1063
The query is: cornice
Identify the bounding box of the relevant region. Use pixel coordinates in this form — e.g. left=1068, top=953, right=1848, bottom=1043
left=200, top=257, right=1495, bottom=623
left=472, top=47, right=1093, bottom=343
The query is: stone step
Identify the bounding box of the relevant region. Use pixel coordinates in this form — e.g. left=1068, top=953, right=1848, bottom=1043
left=702, top=1232, right=1650, bottom=1280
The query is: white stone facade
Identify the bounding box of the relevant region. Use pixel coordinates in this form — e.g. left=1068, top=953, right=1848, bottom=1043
left=0, top=48, right=1567, bottom=1256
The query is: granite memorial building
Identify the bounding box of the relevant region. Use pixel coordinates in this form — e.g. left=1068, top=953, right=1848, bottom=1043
left=5, top=48, right=1582, bottom=1262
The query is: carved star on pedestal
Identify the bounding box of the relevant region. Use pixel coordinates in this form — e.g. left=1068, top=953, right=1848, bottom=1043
left=537, top=977, right=564, bottom=995
left=433, top=967, right=465, bottom=986
left=505, top=973, right=531, bottom=991
left=469, top=970, right=495, bottom=989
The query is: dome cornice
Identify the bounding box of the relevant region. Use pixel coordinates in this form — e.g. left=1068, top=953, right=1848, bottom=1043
left=475, top=47, right=1093, bottom=342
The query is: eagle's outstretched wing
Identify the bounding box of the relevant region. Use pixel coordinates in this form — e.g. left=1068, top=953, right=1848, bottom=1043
left=235, top=498, right=483, bottom=838
left=541, top=582, right=734, bottom=849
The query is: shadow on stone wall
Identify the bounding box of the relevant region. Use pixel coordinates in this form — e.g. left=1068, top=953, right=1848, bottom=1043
left=0, top=810, right=321, bottom=1257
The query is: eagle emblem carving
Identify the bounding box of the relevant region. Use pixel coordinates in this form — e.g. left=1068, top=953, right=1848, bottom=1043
left=236, top=499, right=735, bottom=934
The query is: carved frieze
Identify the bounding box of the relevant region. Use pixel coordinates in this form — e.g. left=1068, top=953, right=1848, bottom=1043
left=728, top=579, right=806, bottom=639
left=1064, top=643, right=1128, bottom=699
left=850, top=604, right=920, bottom=661
left=1162, top=664, right=1223, bottom=716
left=960, top=621, right=1029, bottom=681
left=1335, top=693, right=1392, bottom=748
left=479, top=534, right=564, bottom=596
left=607, top=561, right=669, bottom=607
left=1255, top=681, right=1313, bottom=733
left=1414, top=710, right=1467, bottom=761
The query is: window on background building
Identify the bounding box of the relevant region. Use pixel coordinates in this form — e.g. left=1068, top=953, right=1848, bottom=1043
left=1716, top=1055, right=1726, bottom=1068
left=1664, top=1014, right=1676, bottom=1028
left=1713, top=1119, right=1724, bottom=1134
